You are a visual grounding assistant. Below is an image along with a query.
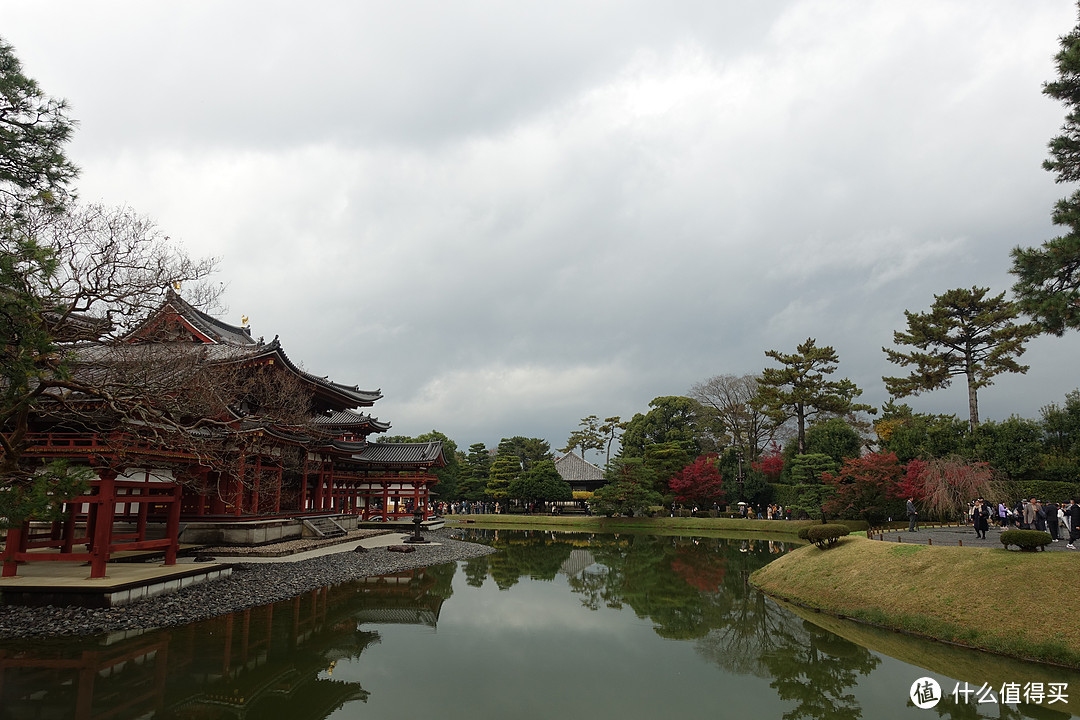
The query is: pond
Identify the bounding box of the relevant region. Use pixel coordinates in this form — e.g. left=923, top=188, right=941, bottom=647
left=0, top=529, right=1077, bottom=719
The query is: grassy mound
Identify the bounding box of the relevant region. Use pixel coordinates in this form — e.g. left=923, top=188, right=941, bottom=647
left=751, top=536, right=1080, bottom=668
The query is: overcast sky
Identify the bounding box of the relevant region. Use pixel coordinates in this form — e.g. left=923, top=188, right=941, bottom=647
left=6, top=1, right=1080, bottom=454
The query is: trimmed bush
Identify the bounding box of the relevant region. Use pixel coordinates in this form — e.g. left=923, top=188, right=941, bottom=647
left=797, top=526, right=811, bottom=540
left=1000, top=529, right=1053, bottom=552
left=806, top=524, right=851, bottom=549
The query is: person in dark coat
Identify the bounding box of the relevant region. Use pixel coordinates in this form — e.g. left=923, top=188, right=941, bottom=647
left=906, top=497, right=918, bottom=532
left=1045, top=501, right=1060, bottom=541
left=971, top=500, right=990, bottom=539
left=1066, top=500, right=1080, bottom=550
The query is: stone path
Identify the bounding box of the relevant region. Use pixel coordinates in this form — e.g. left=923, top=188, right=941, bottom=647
left=872, top=524, right=1076, bottom=551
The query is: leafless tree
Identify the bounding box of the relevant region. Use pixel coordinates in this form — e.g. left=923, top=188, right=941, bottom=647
left=688, top=373, right=780, bottom=461
left=2, top=204, right=323, bottom=522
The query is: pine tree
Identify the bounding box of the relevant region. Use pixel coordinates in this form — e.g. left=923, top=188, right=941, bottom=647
left=1011, top=6, right=1080, bottom=334
left=754, top=339, right=873, bottom=455
left=882, top=286, right=1038, bottom=431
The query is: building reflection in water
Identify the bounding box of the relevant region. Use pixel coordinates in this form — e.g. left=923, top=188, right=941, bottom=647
left=0, top=566, right=448, bottom=720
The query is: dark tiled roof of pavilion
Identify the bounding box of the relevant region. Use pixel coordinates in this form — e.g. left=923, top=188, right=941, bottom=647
left=315, top=409, right=391, bottom=432
left=356, top=441, right=445, bottom=467
left=555, top=451, right=604, bottom=483
left=250, top=340, right=383, bottom=408
left=132, top=290, right=257, bottom=346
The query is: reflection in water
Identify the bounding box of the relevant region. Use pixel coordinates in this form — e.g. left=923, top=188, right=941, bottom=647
left=0, top=564, right=455, bottom=720
left=0, top=531, right=1076, bottom=720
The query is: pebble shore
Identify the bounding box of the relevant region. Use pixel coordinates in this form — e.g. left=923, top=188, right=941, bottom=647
left=0, top=528, right=494, bottom=640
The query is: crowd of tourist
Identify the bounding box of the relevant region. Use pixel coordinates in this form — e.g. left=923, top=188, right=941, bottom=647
left=964, top=497, right=1080, bottom=548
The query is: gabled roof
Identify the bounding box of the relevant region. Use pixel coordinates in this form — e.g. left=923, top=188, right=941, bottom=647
left=555, top=451, right=604, bottom=483
left=355, top=441, right=445, bottom=468
left=315, top=409, right=391, bottom=433
left=122, top=293, right=382, bottom=411
left=127, top=290, right=256, bottom=346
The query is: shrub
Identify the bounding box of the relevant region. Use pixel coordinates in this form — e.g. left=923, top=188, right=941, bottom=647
left=999, top=529, right=1053, bottom=552
left=797, top=526, right=811, bottom=540
left=805, top=524, right=850, bottom=549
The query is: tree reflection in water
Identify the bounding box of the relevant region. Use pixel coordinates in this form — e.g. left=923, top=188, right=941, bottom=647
left=463, top=529, right=882, bottom=720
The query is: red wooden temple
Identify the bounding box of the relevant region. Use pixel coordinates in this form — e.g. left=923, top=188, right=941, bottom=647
left=1, top=293, right=444, bottom=578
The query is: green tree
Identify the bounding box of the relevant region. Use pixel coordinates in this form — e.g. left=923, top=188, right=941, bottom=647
left=967, top=416, right=1044, bottom=482
left=804, top=417, right=861, bottom=466
left=755, top=338, right=873, bottom=455
left=642, top=441, right=691, bottom=499
left=485, top=438, right=522, bottom=503
left=599, top=415, right=625, bottom=466
left=589, top=458, right=662, bottom=517
left=508, top=459, right=572, bottom=506
left=560, top=415, right=604, bottom=462
left=789, top=453, right=838, bottom=484
left=620, top=396, right=708, bottom=458
left=1011, top=6, right=1080, bottom=334
left=883, top=287, right=1039, bottom=431
left=875, top=402, right=969, bottom=463
left=0, top=38, right=78, bottom=217
left=458, top=442, right=492, bottom=500
left=500, top=436, right=552, bottom=472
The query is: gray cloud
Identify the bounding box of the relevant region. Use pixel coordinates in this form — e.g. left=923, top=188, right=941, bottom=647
left=5, top=0, right=1080, bottom=450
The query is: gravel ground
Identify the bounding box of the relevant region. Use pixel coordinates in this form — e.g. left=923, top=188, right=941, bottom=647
left=0, top=528, right=495, bottom=640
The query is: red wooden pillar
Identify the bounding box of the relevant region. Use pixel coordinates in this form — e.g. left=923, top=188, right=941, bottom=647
left=1, top=527, right=23, bottom=577
left=326, top=467, right=335, bottom=512
left=313, top=463, right=325, bottom=511
left=90, top=470, right=118, bottom=579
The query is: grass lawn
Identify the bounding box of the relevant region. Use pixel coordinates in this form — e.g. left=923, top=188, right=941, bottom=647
left=751, top=536, right=1080, bottom=668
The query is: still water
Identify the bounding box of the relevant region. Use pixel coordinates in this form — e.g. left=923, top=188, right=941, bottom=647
left=1, top=529, right=1077, bottom=719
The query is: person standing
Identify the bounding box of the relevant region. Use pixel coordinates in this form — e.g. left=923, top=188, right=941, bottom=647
left=1035, top=499, right=1047, bottom=532
left=971, top=500, right=990, bottom=539
left=1023, top=498, right=1038, bottom=530
left=1066, top=500, right=1080, bottom=550
left=906, top=496, right=919, bottom=532
left=1045, top=500, right=1060, bottom=542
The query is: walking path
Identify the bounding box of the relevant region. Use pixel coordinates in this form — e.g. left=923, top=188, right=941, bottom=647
left=872, top=524, right=1075, bottom=551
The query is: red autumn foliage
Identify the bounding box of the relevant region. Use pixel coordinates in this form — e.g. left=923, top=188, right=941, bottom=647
left=752, top=441, right=784, bottom=481
left=669, top=454, right=725, bottom=507
left=893, top=458, right=928, bottom=502
left=821, top=452, right=905, bottom=523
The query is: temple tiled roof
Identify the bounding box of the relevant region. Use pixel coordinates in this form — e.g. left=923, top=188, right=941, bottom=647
left=356, top=441, right=445, bottom=467
left=315, top=409, right=391, bottom=432
left=555, top=451, right=604, bottom=483
left=131, top=290, right=257, bottom=346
